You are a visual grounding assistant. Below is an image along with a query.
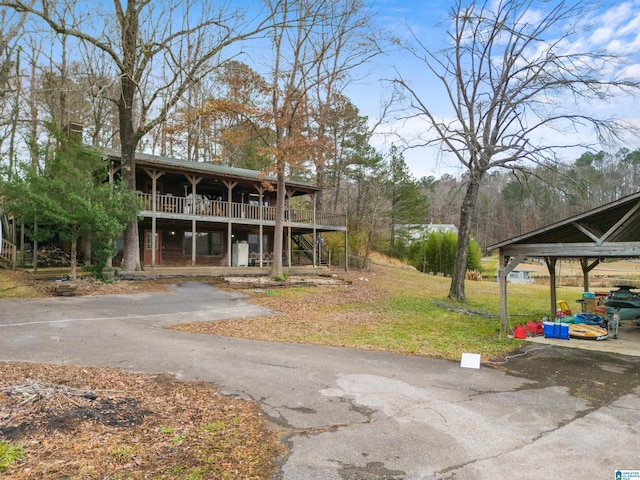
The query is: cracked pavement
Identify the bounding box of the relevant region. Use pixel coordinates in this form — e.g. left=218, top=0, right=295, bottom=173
left=1, top=281, right=639, bottom=479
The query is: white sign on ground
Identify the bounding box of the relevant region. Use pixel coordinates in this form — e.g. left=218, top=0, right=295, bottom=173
left=460, top=352, right=481, bottom=369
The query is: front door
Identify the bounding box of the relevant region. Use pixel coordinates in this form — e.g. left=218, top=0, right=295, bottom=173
left=143, top=230, right=162, bottom=266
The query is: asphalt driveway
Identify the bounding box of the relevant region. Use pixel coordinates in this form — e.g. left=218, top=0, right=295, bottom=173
left=1, top=281, right=639, bottom=479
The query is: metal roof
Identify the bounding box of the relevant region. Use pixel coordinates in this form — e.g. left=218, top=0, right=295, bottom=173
left=102, top=147, right=321, bottom=193
left=487, top=191, right=640, bottom=257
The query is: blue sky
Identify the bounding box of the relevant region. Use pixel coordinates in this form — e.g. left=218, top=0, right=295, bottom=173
left=11, top=0, right=639, bottom=180
left=351, top=0, right=640, bottom=179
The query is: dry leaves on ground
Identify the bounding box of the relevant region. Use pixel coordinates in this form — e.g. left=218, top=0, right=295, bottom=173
left=171, top=268, right=392, bottom=344
left=0, top=362, right=283, bottom=479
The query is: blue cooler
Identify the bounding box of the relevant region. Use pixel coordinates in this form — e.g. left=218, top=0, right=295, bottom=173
left=542, top=321, right=569, bottom=340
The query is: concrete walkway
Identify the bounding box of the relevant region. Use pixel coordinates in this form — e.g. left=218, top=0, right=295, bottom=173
left=527, top=323, right=640, bottom=356
left=1, top=282, right=639, bottom=479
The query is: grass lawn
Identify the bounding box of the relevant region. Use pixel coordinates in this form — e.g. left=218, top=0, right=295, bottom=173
left=174, top=261, right=590, bottom=361
left=1, top=262, right=592, bottom=361
left=0, top=270, right=42, bottom=298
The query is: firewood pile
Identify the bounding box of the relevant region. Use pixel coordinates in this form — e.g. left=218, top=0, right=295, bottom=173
left=35, top=249, right=72, bottom=267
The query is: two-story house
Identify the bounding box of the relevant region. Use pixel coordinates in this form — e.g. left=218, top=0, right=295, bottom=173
left=104, top=149, right=347, bottom=270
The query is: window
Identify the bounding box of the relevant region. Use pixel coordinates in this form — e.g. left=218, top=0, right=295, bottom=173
left=248, top=234, right=268, bottom=253
left=184, top=232, right=222, bottom=256
left=146, top=232, right=158, bottom=250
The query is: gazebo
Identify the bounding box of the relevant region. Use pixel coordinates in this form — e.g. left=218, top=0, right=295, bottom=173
left=487, top=191, right=640, bottom=336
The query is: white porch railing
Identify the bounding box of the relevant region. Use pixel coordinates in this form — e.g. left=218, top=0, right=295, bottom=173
left=138, top=193, right=346, bottom=227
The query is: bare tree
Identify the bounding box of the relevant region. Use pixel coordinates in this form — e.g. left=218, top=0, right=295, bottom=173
left=263, top=0, right=379, bottom=278
left=0, top=3, right=29, bottom=93
left=156, top=61, right=272, bottom=166
left=393, top=0, right=640, bottom=302
left=2, top=0, right=275, bottom=270
left=0, top=4, right=31, bottom=173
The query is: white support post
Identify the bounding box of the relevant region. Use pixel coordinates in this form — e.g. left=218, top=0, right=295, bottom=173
left=191, top=219, right=197, bottom=267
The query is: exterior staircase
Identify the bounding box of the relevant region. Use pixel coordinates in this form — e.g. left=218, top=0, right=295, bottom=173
left=292, top=233, right=329, bottom=265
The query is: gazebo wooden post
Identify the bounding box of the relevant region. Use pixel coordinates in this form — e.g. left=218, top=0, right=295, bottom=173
left=498, top=252, right=509, bottom=337
left=546, top=257, right=558, bottom=319
left=581, top=258, right=590, bottom=293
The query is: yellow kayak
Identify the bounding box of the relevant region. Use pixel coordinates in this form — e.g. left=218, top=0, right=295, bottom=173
left=568, top=323, right=608, bottom=340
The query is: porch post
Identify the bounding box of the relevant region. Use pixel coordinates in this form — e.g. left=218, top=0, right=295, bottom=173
left=288, top=225, right=292, bottom=268
left=151, top=174, right=157, bottom=267
left=191, top=218, right=197, bottom=267
left=227, top=224, right=233, bottom=267
left=312, top=193, right=317, bottom=267
left=258, top=187, right=264, bottom=268
left=344, top=227, right=348, bottom=272
left=224, top=181, right=237, bottom=267
left=146, top=170, right=164, bottom=267
left=151, top=217, right=157, bottom=267
left=313, top=228, right=317, bottom=267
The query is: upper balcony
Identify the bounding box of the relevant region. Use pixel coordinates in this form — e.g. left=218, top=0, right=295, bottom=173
left=138, top=192, right=346, bottom=229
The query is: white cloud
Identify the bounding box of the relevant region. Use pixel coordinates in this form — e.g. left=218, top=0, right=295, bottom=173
left=355, top=0, right=640, bottom=179
left=591, top=27, right=614, bottom=44
left=619, top=62, right=640, bottom=80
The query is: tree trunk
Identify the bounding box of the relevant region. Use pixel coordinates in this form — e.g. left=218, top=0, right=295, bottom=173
left=70, top=237, right=77, bottom=281
left=271, top=172, right=286, bottom=278
left=119, top=75, right=141, bottom=271
left=32, top=220, right=38, bottom=272
left=448, top=176, right=482, bottom=301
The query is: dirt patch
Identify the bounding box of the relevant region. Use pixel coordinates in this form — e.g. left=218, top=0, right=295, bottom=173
left=170, top=271, right=385, bottom=343
left=0, top=363, right=282, bottom=479
left=31, top=276, right=181, bottom=297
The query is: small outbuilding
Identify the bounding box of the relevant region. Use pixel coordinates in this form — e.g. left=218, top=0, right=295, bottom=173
left=506, top=268, right=536, bottom=284
left=487, top=191, right=640, bottom=336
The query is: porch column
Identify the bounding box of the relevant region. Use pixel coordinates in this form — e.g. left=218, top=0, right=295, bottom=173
left=257, top=186, right=265, bottom=268
left=344, top=227, right=348, bottom=272
left=312, top=193, right=317, bottom=267
left=288, top=225, right=292, bottom=268
left=146, top=170, right=164, bottom=267
left=313, top=228, right=317, bottom=267
left=224, top=181, right=237, bottom=267
left=191, top=218, right=197, bottom=267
